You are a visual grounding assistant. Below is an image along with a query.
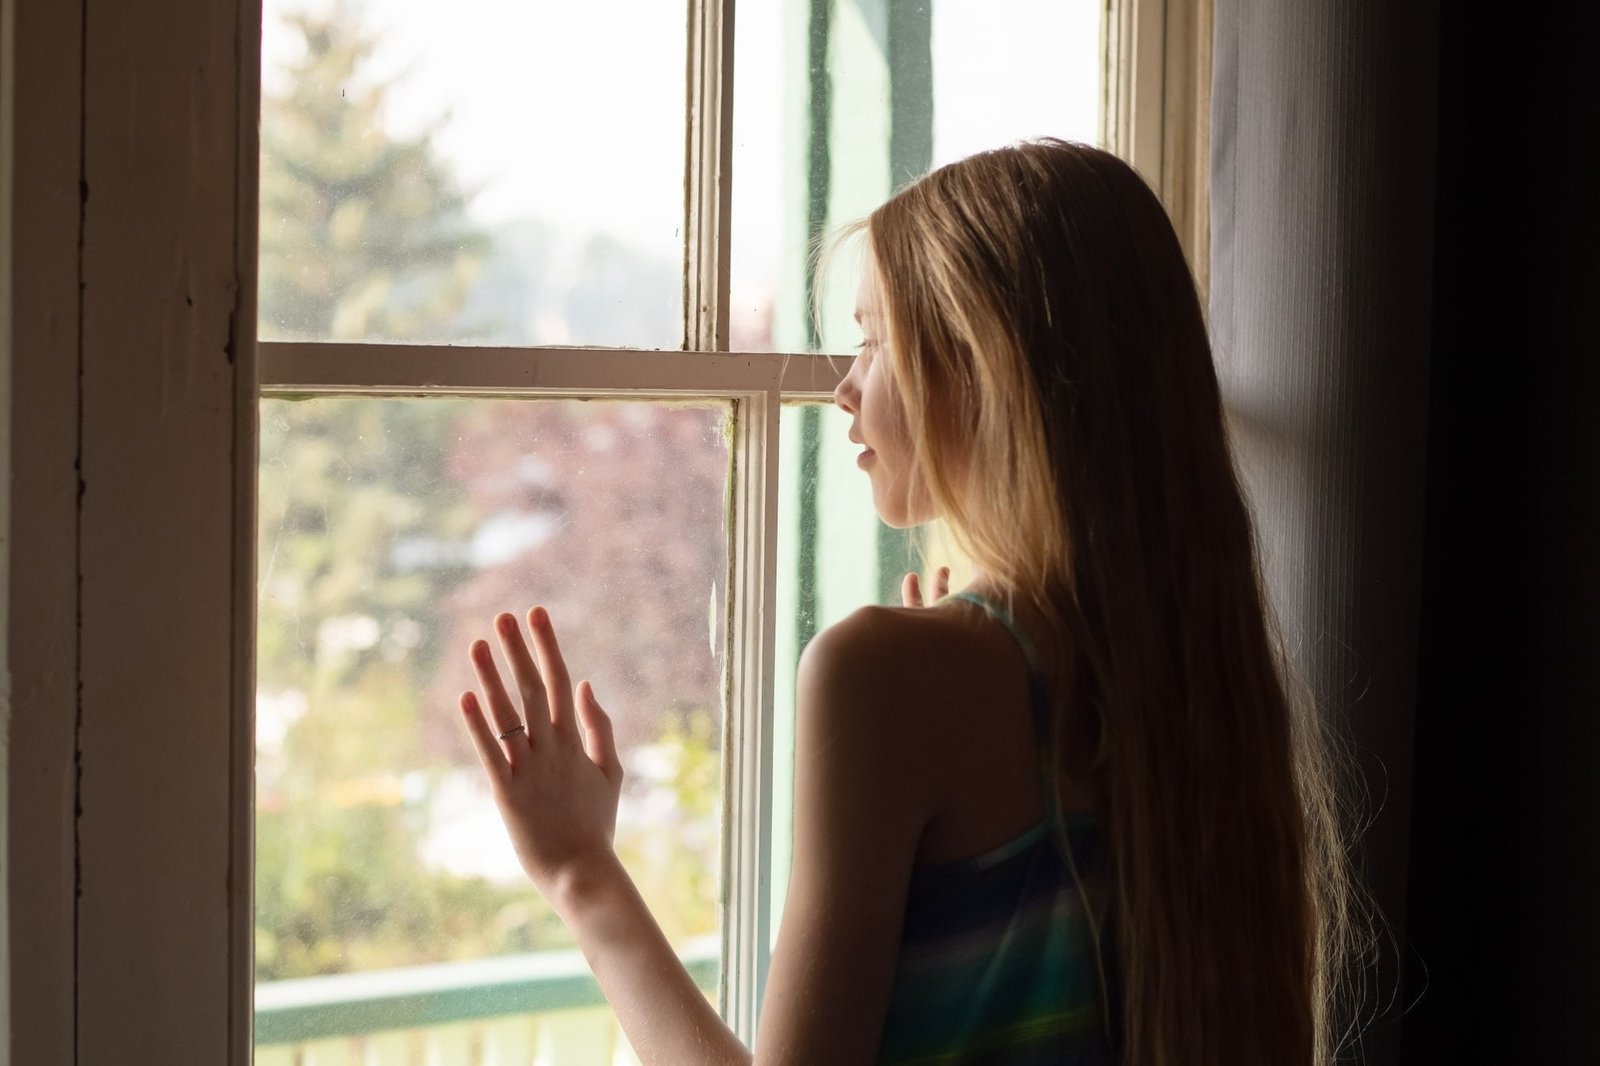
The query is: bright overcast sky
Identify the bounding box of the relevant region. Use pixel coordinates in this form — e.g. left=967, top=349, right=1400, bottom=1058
left=263, top=0, right=1101, bottom=287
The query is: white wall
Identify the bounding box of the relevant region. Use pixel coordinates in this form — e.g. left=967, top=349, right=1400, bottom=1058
left=4, top=0, right=257, bottom=1061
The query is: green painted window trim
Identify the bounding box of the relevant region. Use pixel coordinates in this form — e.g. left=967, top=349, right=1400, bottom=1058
left=255, top=942, right=719, bottom=1045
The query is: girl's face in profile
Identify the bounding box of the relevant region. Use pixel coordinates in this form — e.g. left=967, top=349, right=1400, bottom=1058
left=835, top=264, right=934, bottom=529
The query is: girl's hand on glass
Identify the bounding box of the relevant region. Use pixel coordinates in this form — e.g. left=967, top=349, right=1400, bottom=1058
left=900, top=566, right=950, bottom=608
left=458, top=606, right=624, bottom=899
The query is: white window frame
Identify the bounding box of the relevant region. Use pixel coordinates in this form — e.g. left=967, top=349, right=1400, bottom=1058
left=1104, top=0, right=1214, bottom=294
left=0, top=0, right=1208, bottom=1060
left=259, top=344, right=843, bottom=1044
left=256, top=0, right=1212, bottom=1042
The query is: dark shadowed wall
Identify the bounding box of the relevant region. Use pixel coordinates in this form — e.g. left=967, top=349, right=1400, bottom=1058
left=1214, top=1, right=1599, bottom=1062
left=1402, top=2, right=1600, bottom=1063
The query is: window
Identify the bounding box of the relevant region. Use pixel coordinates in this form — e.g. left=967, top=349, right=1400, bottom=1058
left=250, top=0, right=1210, bottom=1061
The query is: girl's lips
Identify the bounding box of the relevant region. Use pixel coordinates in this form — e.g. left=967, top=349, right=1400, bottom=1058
left=856, top=448, right=876, bottom=468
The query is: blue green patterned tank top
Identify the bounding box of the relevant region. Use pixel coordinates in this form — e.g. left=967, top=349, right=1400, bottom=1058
left=875, top=591, right=1119, bottom=1065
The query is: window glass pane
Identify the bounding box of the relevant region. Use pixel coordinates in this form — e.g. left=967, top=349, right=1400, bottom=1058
left=768, top=402, right=909, bottom=939
left=260, top=0, right=686, bottom=348
left=255, top=396, right=727, bottom=1060
left=732, top=0, right=1102, bottom=353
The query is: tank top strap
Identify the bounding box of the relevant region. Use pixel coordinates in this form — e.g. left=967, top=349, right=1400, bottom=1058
left=944, top=590, right=1062, bottom=823
left=944, top=590, right=1039, bottom=671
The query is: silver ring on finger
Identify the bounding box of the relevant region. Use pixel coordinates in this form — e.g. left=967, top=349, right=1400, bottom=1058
left=497, top=724, right=527, bottom=740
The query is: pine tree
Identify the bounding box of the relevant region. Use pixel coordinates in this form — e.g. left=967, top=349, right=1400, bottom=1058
left=259, top=1, right=488, bottom=341
left=254, top=2, right=515, bottom=981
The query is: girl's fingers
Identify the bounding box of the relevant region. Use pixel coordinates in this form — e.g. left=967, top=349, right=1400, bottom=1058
left=577, top=681, right=623, bottom=789
left=469, top=639, right=528, bottom=743
left=903, top=570, right=950, bottom=608
left=494, top=612, right=552, bottom=745
left=527, top=607, right=577, bottom=736
left=459, top=691, right=510, bottom=779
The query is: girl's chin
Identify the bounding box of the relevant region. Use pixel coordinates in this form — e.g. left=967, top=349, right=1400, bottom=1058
left=870, top=490, right=928, bottom=530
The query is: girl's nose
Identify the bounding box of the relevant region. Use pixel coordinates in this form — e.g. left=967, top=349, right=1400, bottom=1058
left=834, top=364, right=859, bottom=414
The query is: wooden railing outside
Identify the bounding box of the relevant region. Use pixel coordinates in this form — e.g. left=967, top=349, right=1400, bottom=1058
left=255, top=938, right=719, bottom=1065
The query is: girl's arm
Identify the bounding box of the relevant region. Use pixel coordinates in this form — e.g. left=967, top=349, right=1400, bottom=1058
left=460, top=605, right=930, bottom=1064
left=546, top=852, right=748, bottom=1064
left=753, top=608, right=932, bottom=1062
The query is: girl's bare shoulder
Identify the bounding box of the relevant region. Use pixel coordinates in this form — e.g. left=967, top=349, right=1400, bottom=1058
left=796, top=603, right=1034, bottom=840
left=798, top=603, right=1015, bottom=731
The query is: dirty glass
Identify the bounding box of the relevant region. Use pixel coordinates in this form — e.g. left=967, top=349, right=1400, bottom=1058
left=253, top=396, right=727, bottom=1061
left=768, top=400, right=941, bottom=943
left=731, top=0, right=1102, bottom=354
left=258, top=0, right=687, bottom=349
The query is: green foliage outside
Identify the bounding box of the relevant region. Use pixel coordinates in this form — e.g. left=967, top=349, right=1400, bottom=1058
left=256, top=3, right=723, bottom=985
left=613, top=709, right=722, bottom=946
left=259, top=2, right=487, bottom=342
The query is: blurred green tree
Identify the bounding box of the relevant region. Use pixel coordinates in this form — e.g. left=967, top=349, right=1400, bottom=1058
left=259, top=0, right=488, bottom=341
left=253, top=0, right=517, bottom=981
left=256, top=400, right=552, bottom=981
left=614, top=708, right=723, bottom=945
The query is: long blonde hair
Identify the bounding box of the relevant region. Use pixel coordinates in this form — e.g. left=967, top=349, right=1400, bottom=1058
left=849, top=139, right=1369, bottom=1065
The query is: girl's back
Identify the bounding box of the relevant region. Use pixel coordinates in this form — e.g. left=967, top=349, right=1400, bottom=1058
left=865, top=596, right=1094, bottom=868
left=813, top=591, right=1116, bottom=1063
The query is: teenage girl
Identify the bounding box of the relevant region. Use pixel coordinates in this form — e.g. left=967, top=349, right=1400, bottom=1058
left=457, top=138, right=1360, bottom=1065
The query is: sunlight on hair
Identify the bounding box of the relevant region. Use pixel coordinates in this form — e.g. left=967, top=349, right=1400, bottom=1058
left=819, top=139, right=1380, bottom=1066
